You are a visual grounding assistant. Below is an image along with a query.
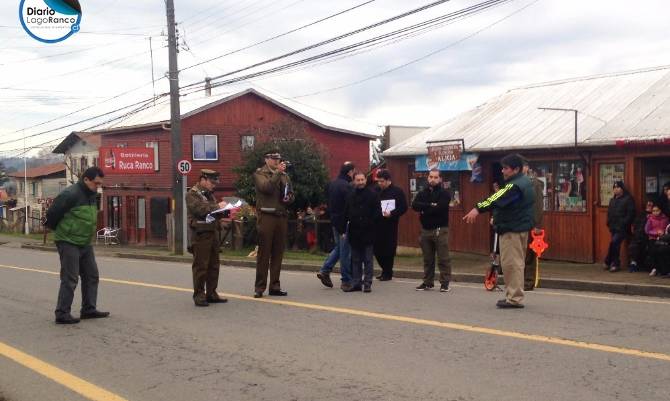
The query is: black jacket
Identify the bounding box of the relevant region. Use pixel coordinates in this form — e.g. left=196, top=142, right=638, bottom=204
left=345, top=187, right=380, bottom=249
left=374, top=184, right=408, bottom=227
left=326, top=173, right=353, bottom=234
left=411, top=185, right=451, bottom=230
left=607, top=193, right=636, bottom=234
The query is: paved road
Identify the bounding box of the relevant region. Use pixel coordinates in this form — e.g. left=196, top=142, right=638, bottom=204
left=1, top=247, right=669, bottom=401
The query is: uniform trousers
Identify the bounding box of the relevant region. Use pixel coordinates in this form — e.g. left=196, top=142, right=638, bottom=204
left=255, top=213, right=287, bottom=292
left=191, top=230, right=221, bottom=300
left=500, top=231, right=528, bottom=305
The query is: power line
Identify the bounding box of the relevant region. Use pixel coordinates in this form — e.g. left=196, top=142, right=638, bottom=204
left=180, top=0, right=376, bottom=72
left=180, top=0, right=455, bottom=90
left=293, top=0, right=542, bottom=99
left=182, top=0, right=307, bottom=49
left=181, top=0, right=509, bottom=93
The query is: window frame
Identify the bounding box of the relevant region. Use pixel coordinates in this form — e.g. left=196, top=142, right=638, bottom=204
left=192, top=134, right=219, bottom=161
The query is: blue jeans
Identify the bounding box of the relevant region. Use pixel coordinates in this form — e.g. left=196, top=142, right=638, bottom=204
left=351, top=245, right=374, bottom=288
left=320, top=227, right=352, bottom=283
left=605, top=231, right=626, bottom=268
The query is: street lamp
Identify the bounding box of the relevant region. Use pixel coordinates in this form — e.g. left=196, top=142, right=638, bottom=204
left=538, top=107, right=578, bottom=148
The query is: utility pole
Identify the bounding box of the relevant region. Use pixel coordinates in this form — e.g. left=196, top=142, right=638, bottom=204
left=165, top=0, right=184, bottom=255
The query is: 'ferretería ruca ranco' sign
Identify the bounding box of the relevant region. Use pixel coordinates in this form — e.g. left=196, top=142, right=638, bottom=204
left=100, top=147, right=155, bottom=174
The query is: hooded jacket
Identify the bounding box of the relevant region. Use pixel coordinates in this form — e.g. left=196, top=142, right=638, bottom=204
left=607, top=192, right=636, bottom=234
left=45, top=180, right=98, bottom=246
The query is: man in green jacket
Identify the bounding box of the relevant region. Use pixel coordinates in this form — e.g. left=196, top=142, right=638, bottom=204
left=46, top=167, right=109, bottom=324
left=463, top=154, right=535, bottom=309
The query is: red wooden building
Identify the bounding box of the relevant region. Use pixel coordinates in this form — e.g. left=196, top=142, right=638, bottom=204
left=82, top=88, right=377, bottom=245
left=384, top=67, right=670, bottom=263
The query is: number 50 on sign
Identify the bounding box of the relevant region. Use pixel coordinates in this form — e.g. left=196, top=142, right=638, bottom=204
left=177, top=160, right=192, bottom=175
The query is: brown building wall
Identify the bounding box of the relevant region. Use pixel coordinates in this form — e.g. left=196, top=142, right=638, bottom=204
left=386, top=144, right=670, bottom=264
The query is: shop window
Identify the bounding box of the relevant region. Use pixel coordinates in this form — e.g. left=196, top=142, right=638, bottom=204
left=137, top=197, right=146, bottom=229
left=107, top=196, right=121, bottom=229
left=192, top=134, right=218, bottom=161
left=150, top=197, right=170, bottom=238
left=145, top=141, right=160, bottom=171
left=409, top=164, right=461, bottom=208
left=528, top=162, right=553, bottom=211
left=599, top=163, right=625, bottom=207
left=554, top=161, right=587, bottom=212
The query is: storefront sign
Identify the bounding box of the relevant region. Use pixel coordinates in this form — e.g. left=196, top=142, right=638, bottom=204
left=99, top=147, right=155, bottom=175
left=427, top=143, right=462, bottom=163
left=415, top=153, right=479, bottom=172
left=615, top=138, right=670, bottom=147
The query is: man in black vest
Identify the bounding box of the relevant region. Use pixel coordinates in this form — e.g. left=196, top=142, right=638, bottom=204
left=464, top=154, right=535, bottom=308
left=373, top=169, right=408, bottom=281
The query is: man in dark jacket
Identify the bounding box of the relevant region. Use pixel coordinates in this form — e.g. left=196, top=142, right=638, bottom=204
left=45, top=167, right=109, bottom=324
left=343, top=172, right=379, bottom=292
left=605, top=180, right=636, bottom=272
left=373, top=169, right=407, bottom=281
left=318, top=162, right=354, bottom=289
left=412, top=168, right=452, bottom=292
left=464, top=154, right=535, bottom=309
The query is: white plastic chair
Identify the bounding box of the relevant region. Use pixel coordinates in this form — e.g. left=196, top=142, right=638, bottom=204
left=96, top=227, right=120, bottom=245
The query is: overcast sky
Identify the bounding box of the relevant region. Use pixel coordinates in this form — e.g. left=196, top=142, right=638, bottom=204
left=1, top=0, right=668, bottom=155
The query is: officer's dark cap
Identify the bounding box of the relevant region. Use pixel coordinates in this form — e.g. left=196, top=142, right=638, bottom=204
left=200, top=169, right=220, bottom=182
left=264, top=152, right=282, bottom=160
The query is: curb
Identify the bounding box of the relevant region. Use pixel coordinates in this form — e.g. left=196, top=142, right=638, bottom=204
left=20, top=244, right=670, bottom=298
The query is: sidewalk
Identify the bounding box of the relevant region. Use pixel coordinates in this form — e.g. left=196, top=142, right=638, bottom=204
left=3, top=232, right=669, bottom=298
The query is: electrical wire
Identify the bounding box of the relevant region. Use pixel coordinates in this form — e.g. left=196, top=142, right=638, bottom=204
left=181, top=0, right=508, bottom=93
left=180, top=0, right=376, bottom=72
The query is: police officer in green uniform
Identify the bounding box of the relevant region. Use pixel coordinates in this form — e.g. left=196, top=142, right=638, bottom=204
left=186, top=169, right=228, bottom=307
left=253, top=152, right=294, bottom=298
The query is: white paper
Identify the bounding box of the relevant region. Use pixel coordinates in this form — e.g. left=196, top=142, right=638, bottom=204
left=206, top=200, right=243, bottom=222
left=381, top=199, right=396, bottom=213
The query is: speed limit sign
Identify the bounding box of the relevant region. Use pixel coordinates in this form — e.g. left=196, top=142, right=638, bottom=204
left=177, top=159, right=192, bottom=175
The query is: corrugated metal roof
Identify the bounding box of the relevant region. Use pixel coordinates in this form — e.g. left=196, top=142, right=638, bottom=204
left=7, top=163, right=65, bottom=179
left=90, top=88, right=379, bottom=139
left=384, top=66, right=670, bottom=156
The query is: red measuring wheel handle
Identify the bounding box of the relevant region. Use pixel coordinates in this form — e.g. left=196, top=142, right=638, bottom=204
left=529, top=229, right=549, bottom=258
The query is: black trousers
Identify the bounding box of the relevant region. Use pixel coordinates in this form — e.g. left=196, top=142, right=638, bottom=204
left=374, top=224, right=399, bottom=278
left=55, top=241, right=99, bottom=318
left=605, top=232, right=626, bottom=268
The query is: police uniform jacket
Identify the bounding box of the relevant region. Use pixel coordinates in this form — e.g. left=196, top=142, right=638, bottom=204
left=186, top=184, right=220, bottom=233
left=254, top=165, right=294, bottom=215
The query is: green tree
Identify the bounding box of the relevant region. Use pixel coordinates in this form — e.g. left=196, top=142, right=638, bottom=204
left=233, top=119, right=329, bottom=214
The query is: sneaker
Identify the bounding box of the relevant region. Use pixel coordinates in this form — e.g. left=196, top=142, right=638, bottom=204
left=55, top=314, right=80, bottom=324
left=439, top=282, right=450, bottom=292
left=649, top=268, right=657, bottom=276
left=628, top=262, right=639, bottom=273
left=363, top=285, right=371, bottom=293
left=609, top=265, right=620, bottom=272
left=80, top=310, right=110, bottom=319
left=343, top=285, right=362, bottom=292
left=415, top=283, right=434, bottom=291
left=317, top=272, right=334, bottom=288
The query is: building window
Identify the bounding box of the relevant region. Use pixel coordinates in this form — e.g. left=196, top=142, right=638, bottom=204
left=31, top=182, right=37, bottom=197
left=241, top=135, right=255, bottom=151
left=92, top=157, right=99, bottom=167
left=145, top=141, right=160, bottom=171
left=192, top=134, right=218, bottom=161
left=554, top=161, right=586, bottom=212
left=599, top=163, right=625, bottom=207
left=80, top=155, right=88, bottom=171
left=528, top=162, right=553, bottom=211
